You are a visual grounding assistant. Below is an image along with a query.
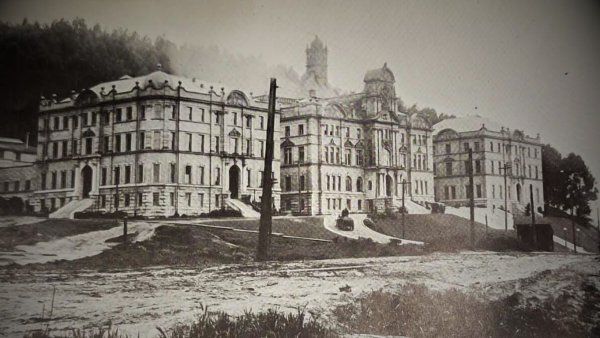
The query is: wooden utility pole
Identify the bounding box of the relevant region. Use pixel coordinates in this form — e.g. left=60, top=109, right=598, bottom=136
left=256, top=78, right=277, bottom=261
left=529, top=184, right=536, bottom=249
left=468, top=148, right=475, bottom=248
left=571, top=207, right=577, bottom=253
left=400, top=179, right=409, bottom=238
left=500, top=162, right=512, bottom=233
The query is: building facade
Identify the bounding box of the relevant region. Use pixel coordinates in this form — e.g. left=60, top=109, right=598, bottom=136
left=0, top=137, right=38, bottom=211
left=433, top=117, right=544, bottom=214
left=31, top=68, right=280, bottom=217
left=279, top=62, right=434, bottom=215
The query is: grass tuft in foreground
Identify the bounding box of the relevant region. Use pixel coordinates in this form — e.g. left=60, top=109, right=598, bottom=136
left=24, top=306, right=337, bottom=338
left=333, top=283, right=597, bottom=337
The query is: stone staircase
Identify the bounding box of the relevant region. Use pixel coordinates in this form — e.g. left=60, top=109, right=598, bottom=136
left=49, top=198, right=95, bottom=219
left=225, top=198, right=261, bottom=218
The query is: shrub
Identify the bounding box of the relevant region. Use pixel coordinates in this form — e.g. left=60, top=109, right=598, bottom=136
left=74, top=211, right=127, bottom=219
left=199, top=209, right=242, bottom=218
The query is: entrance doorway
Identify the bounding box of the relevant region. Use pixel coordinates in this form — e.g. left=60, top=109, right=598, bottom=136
left=229, top=165, right=240, bottom=199
left=385, top=174, right=393, bottom=197
left=82, top=165, right=92, bottom=198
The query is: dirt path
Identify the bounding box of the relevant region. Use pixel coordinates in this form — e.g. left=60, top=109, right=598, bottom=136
left=0, top=252, right=596, bottom=337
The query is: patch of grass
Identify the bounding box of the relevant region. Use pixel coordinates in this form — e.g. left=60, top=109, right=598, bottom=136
left=25, top=307, right=337, bottom=338
left=162, top=305, right=336, bottom=338
left=0, top=218, right=118, bottom=250
left=201, top=216, right=336, bottom=240
left=333, top=283, right=594, bottom=337
left=370, top=214, right=522, bottom=251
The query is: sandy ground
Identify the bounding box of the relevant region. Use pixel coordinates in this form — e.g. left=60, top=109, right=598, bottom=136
left=0, top=251, right=596, bottom=337
left=0, top=222, right=163, bottom=266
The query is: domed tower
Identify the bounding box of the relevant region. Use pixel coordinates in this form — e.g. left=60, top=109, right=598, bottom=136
left=305, top=36, right=328, bottom=86
left=363, top=62, right=397, bottom=113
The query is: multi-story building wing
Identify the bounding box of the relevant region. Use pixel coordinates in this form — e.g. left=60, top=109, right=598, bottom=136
left=33, top=67, right=280, bottom=217
left=433, top=116, right=543, bottom=214
left=280, top=63, right=434, bottom=215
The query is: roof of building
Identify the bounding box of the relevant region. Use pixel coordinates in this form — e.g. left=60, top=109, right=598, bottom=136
left=364, top=63, right=395, bottom=83
left=432, top=115, right=504, bottom=135
left=0, top=137, right=35, bottom=153
left=88, top=70, right=228, bottom=96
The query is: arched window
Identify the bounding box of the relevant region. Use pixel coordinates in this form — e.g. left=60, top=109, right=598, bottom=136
left=346, top=176, right=352, bottom=191
left=356, top=177, right=363, bottom=192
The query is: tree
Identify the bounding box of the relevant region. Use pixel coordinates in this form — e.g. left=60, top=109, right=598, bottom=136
left=405, top=104, right=455, bottom=126
left=558, top=153, right=598, bottom=219
left=542, top=144, right=563, bottom=208
left=0, top=18, right=173, bottom=140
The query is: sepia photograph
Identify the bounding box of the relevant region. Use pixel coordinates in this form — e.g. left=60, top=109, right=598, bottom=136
left=0, top=0, right=598, bottom=337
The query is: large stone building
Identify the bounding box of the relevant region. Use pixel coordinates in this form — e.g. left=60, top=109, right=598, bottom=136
left=432, top=116, right=544, bottom=214
left=28, top=68, right=280, bottom=217
left=279, top=58, right=434, bottom=215
left=0, top=137, right=38, bottom=210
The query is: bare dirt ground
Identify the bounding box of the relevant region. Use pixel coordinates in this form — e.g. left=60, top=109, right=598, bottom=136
left=1, top=251, right=597, bottom=337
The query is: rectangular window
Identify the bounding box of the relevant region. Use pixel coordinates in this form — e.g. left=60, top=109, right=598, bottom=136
left=200, top=134, right=205, bottom=153
left=103, top=136, right=110, bottom=153
left=153, top=192, right=160, bottom=206
left=170, top=163, right=176, bottom=183
left=475, top=160, right=481, bottom=173
left=153, top=131, right=161, bottom=149
left=214, top=136, right=220, bottom=152
left=260, top=116, right=264, bottom=129
left=233, top=112, right=238, bottom=126
left=139, top=132, right=145, bottom=150
left=298, top=124, right=304, bottom=135
left=85, top=138, right=92, bottom=155
left=187, top=106, right=193, bottom=120
left=199, top=166, right=205, bottom=184
left=101, top=168, right=107, bottom=186
left=53, top=117, right=59, bottom=130
left=476, top=184, right=482, bottom=198
left=51, top=172, right=57, bottom=189
left=214, top=112, right=220, bottom=124
left=115, top=134, right=121, bottom=153
left=126, top=106, right=133, bottom=120
left=285, top=176, right=291, bottom=191
left=445, top=144, right=451, bottom=154
left=298, top=146, right=305, bottom=163
left=125, top=133, right=132, bottom=152
left=125, top=165, right=131, bottom=184
left=62, top=140, right=68, bottom=157
left=284, top=148, right=292, bottom=164
left=116, top=108, right=122, bottom=122
left=60, top=171, right=66, bottom=188
left=445, top=162, right=453, bottom=175
left=299, top=175, right=305, bottom=190
left=170, top=192, right=175, bottom=206
left=198, top=193, right=204, bottom=207
left=114, top=166, right=120, bottom=185
left=153, top=163, right=160, bottom=183
left=186, top=193, right=192, bottom=207
left=137, top=164, right=144, bottom=183
left=185, top=165, right=192, bottom=184
left=285, top=126, right=290, bottom=137
left=73, top=115, right=79, bottom=128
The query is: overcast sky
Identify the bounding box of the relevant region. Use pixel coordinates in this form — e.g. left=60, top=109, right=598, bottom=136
left=2, top=0, right=599, bottom=217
